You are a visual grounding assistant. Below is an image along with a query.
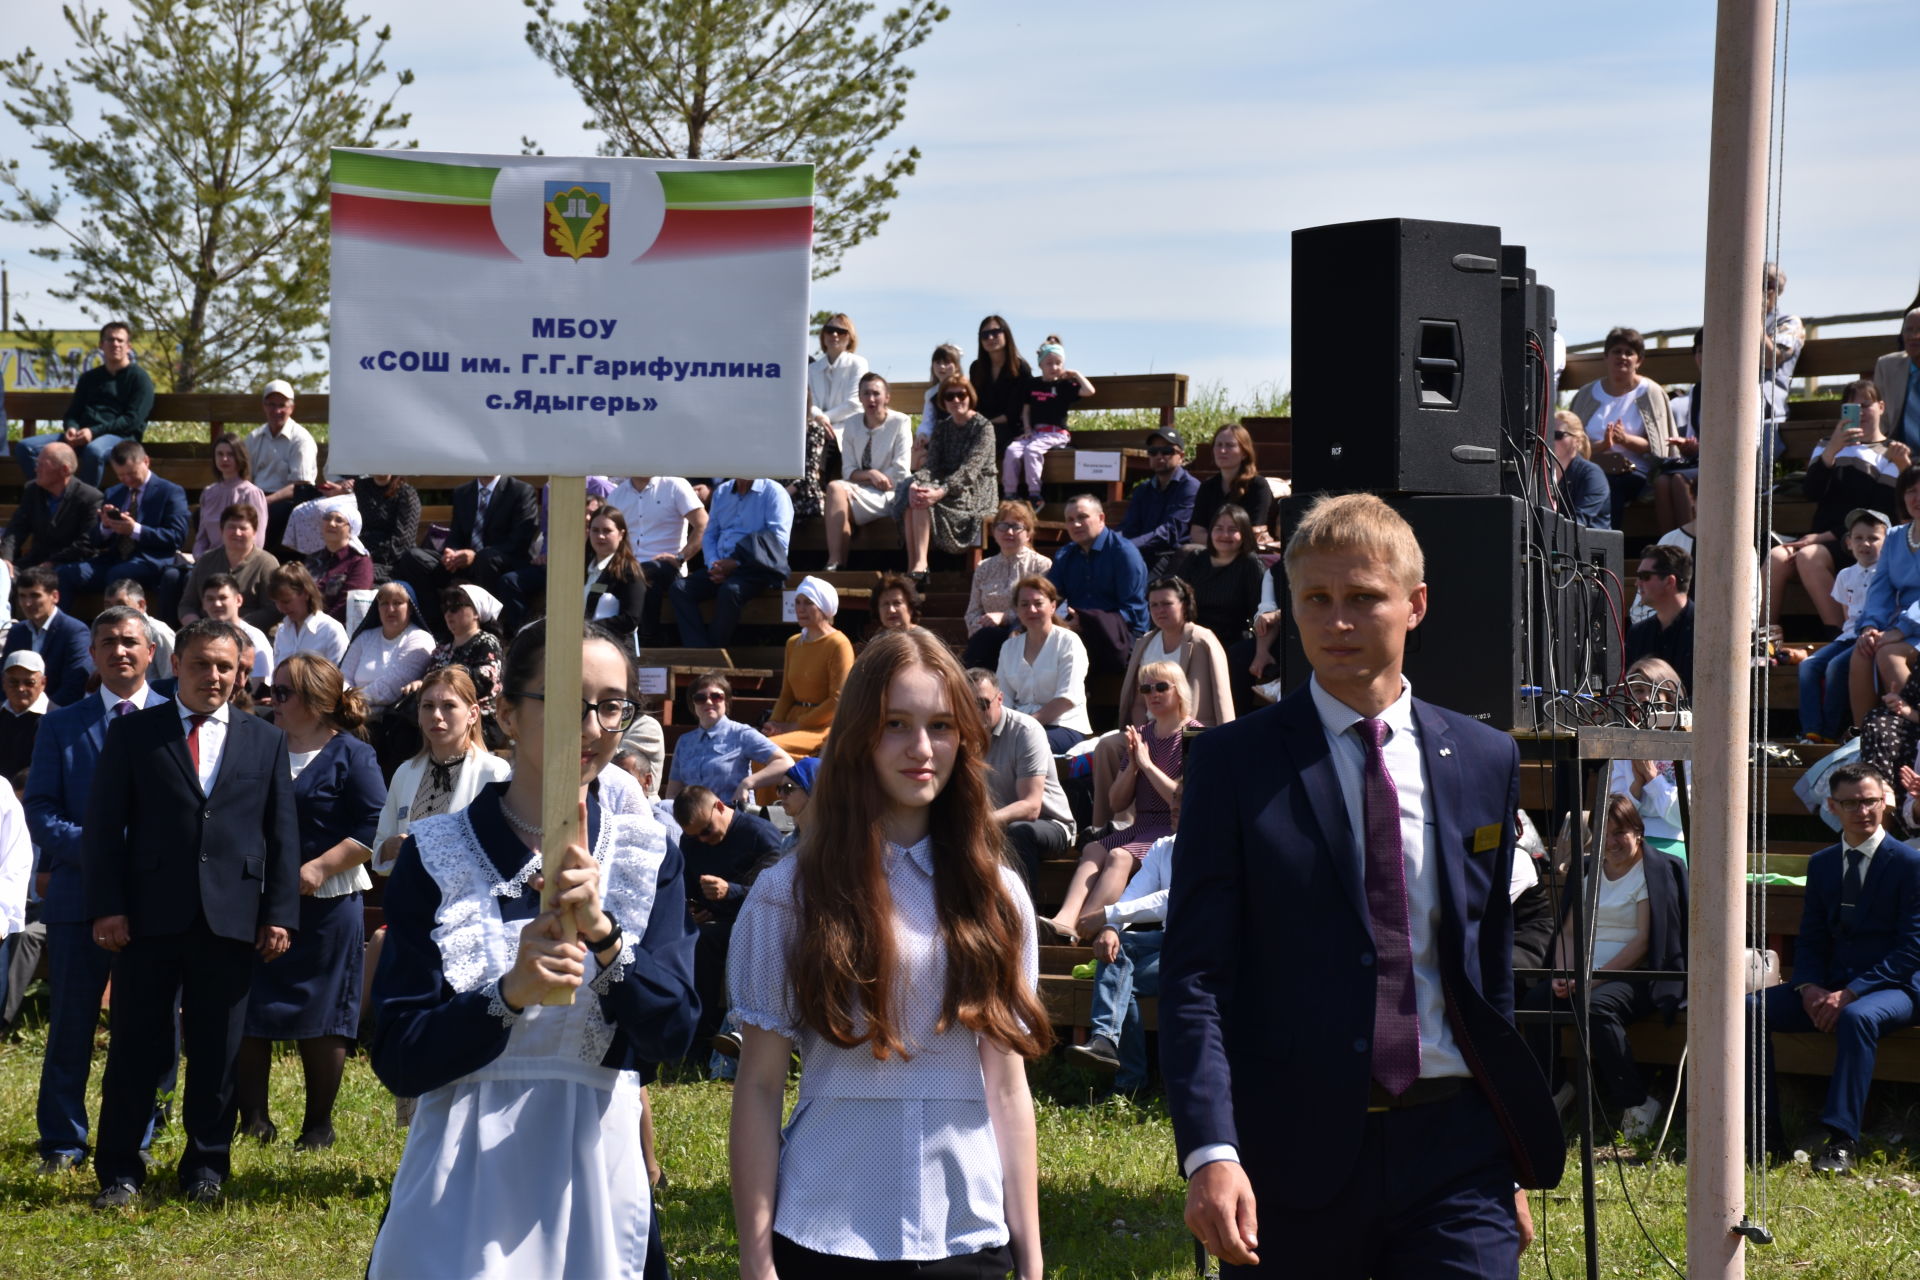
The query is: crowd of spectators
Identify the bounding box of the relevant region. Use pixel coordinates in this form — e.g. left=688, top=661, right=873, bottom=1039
left=3, top=289, right=1918, bottom=1213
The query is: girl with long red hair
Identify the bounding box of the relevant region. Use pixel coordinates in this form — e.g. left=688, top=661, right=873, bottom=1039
left=729, top=629, right=1051, bottom=1279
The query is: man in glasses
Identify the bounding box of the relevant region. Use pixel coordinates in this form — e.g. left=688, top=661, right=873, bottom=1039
left=1747, top=761, right=1920, bottom=1173
left=83, top=619, right=300, bottom=1209
left=968, top=669, right=1075, bottom=885
left=1624, top=544, right=1694, bottom=691
left=1117, top=429, right=1200, bottom=575
left=26, top=606, right=169, bottom=1178
left=670, top=784, right=783, bottom=1075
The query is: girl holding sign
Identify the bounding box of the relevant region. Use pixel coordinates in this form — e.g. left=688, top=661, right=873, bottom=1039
left=729, top=629, right=1050, bottom=1279
left=367, top=619, right=697, bottom=1280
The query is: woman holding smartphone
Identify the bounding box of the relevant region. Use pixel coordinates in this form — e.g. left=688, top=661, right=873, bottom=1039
left=1768, top=379, right=1901, bottom=627
left=729, top=629, right=1050, bottom=1279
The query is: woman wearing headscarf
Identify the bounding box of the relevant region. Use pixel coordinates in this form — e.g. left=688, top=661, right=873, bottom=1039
left=762, top=576, right=855, bottom=758
left=304, top=505, right=374, bottom=622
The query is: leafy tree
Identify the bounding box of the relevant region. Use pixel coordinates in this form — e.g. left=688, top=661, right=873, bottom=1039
left=1, top=0, right=412, bottom=392
left=524, top=0, right=947, bottom=280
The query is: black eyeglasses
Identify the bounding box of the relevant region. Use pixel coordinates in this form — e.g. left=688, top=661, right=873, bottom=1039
left=1635, top=570, right=1664, bottom=582
left=979, top=327, right=1006, bottom=339
left=1138, top=681, right=1173, bottom=694
left=1146, top=446, right=1177, bottom=457
left=942, top=391, right=970, bottom=403
left=692, top=691, right=726, bottom=704
left=508, top=692, right=639, bottom=732
left=1552, top=430, right=1576, bottom=440
left=820, top=325, right=849, bottom=337
left=775, top=781, right=800, bottom=796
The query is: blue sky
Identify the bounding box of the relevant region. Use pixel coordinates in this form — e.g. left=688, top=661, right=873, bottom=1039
left=3, top=0, right=1916, bottom=397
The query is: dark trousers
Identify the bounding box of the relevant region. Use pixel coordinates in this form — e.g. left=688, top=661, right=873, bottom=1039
left=773, top=1235, right=1014, bottom=1277
left=393, top=546, right=515, bottom=636
left=95, top=918, right=254, bottom=1190
left=1232, top=1088, right=1520, bottom=1278
left=1003, top=818, right=1069, bottom=886
left=1065, top=608, right=1138, bottom=675
left=671, top=565, right=783, bottom=649
left=1226, top=635, right=1281, bottom=718
left=962, top=621, right=1016, bottom=671
left=0, top=907, right=44, bottom=1028
left=1749, top=982, right=1919, bottom=1147
left=692, top=919, right=733, bottom=1047
left=1605, top=470, right=1648, bottom=531
left=37, top=919, right=173, bottom=1161
left=1519, top=979, right=1652, bottom=1110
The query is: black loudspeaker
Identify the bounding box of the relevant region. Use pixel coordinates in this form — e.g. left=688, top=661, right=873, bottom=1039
left=1275, top=495, right=1620, bottom=730
left=1291, top=218, right=1505, bottom=496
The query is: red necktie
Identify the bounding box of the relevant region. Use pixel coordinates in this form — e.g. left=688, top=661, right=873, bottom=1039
left=1358, top=717, right=1421, bottom=1095
left=186, top=713, right=208, bottom=774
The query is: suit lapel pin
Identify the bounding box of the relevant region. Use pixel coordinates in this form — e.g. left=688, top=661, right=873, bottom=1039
left=1439, top=747, right=1452, bottom=757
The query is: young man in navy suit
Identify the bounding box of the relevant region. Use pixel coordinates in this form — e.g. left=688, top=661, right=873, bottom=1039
left=1160, top=493, right=1563, bottom=1276
left=85, top=619, right=300, bottom=1208
left=1749, top=761, right=1920, bottom=1173
left=4, top=565, right=93, bottom=706
left=54, top=439, right=190, bottom=607
left=27, top=606, right=171, bottom=1174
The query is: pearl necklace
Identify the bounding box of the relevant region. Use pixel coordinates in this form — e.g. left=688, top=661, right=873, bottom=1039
left=499, top=798, right=542, bottom=839
left=1907, top=521, right=1920, bottom=553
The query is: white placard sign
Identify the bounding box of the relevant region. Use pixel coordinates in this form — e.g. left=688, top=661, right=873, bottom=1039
left=782, top=591, right=798, bottom=623
left=636, top=666, right=670, bottom=696
left=1073, top=450, right=1123, bottom=482
left=328, top=149, right=813, bottom=477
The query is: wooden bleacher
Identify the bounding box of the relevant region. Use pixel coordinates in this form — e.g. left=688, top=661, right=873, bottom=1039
left=13, top=339, right=1917, bottom=1087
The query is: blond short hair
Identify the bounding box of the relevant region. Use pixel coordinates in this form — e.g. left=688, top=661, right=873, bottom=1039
left=1553, top=408, right=1591, bottom=458
left=1138, top=659, right=1192, bottom=722
left=1283, top=492, right=1424, bottom=591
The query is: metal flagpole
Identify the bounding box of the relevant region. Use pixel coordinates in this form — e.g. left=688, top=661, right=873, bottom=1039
left=1690, top=1, right=1777, bottom=1274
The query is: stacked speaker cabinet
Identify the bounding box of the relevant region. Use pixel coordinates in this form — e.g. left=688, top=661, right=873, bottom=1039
left=1290, top=218, right=1505, bottom=496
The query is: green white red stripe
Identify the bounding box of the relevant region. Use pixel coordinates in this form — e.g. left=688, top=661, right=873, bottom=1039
left=642, top=165, right=814, bottom=261
left=331, top=152, right=511, bottom=258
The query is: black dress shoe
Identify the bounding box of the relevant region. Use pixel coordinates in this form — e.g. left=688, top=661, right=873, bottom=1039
left=36, top=1153, right=82, bottom=1175
left=1066, top=1034, right=1122, bottom=1074
left=182, top=1179, right=222, bottom=1205
left=242, top=1117, right=277, bottom=1144
left=1811, top=1138, right=1856, bottom=1174
left=293, top=1125, right=335, bottom=1151
left=710, top=1030, right=744, bottom=1058
left=91, top=1182, right=137, bottom=1211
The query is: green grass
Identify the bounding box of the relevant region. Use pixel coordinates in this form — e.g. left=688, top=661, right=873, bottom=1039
left=1, top=1001, right=1916, bottom=1278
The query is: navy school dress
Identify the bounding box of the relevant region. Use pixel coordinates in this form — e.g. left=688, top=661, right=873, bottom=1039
left=245, top=731, right=386, bottom=1040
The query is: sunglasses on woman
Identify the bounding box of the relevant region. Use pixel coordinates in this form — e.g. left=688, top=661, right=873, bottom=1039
left=1138, top=681, right=1173, bottom=694
left=820, top=325, right=849, bottom=337
left=942, top=391, right=970, bottom=403
left=979, top=327, right=1006, bottom=339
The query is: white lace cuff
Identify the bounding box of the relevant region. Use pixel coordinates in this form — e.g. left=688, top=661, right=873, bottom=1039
left=483, top=978, right=522, bottom=1026
left=588, top=936, right=637, bottom=995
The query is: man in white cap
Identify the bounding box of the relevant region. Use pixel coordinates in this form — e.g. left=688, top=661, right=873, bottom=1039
left=244, top=379, right=319, bottom=551
left=0, top=650, right=49, bottom=777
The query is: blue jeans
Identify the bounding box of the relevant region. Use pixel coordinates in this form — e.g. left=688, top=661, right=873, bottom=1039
left=15, top=431, right=124, bottom=489
left=1797, top=638, right=1856, bottom=740
left=1087, top=929, right=1162, bottom=1090
left=37, top=920, right=169, bottom=1161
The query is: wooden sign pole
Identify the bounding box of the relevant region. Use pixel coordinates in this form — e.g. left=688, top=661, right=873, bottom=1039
left=538, top=475, right=587, bottom=1005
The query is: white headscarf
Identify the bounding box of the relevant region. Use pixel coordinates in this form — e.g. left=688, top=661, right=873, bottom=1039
left=456, top=583, right=504, bottom=623
left=794, top=575, right=839, bottom=620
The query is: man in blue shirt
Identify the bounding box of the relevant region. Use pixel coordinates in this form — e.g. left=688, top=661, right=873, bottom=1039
left=670, top=478, right=792, bottom=648
left=1049, top=493, right=1149, bottom=673
left=1118, top=429, right=1200, bottom=573
left=663, top=673, right=794, bottom=806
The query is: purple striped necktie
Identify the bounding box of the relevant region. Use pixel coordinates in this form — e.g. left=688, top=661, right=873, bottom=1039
left=1357, top=716, right=1421, bottom=1094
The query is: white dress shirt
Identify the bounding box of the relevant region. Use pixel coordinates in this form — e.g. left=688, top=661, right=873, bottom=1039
left=1309, top=675, right=1467, bottom=1080
left=176, top=698, right=231, bottom=794
left=607, top=477, right=702, bottom=564
left=245, top=420, right=318, bottom=493
left=98, top=682, right=153, bottom=720
left=272, top=610, right=348, bottom=668
left=995, top=626, right=1092, bottom=735
left=0, top=782, right=31, bottom=937
left=1104, top=835, right=1174, bottom=928
left=806, top=349, right=870, bottom=433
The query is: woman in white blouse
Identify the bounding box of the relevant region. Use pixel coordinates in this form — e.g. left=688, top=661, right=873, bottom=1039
left=996, top=574, right=1091, bottom=754
left=268, top=561, right=348, bottom=668
left=340, top=581, right=437, bottom=712
left=962, top=500, right=1051, bottom=669
left=730, top=629, right=1049, bottom=1279
left=806, top=311, right=869, bottom=441
left=372, top=665, right=510, bottom=876
left=821, top=371, right=912, bottom=571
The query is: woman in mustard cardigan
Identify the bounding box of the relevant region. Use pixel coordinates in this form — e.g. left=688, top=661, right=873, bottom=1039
left=763, top=576, right=855, bottom=757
